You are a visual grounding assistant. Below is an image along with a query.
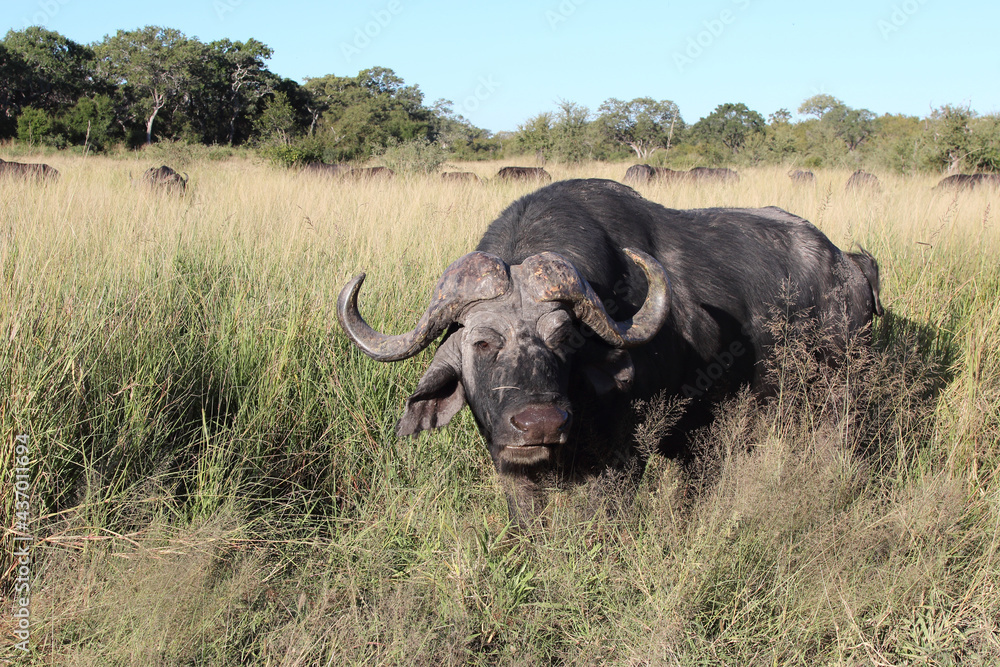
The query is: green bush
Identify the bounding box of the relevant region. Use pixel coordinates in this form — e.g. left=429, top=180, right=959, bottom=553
left=373, top=137, right=447, bottom=174
left=16, top=107, right=55, bottom=145
left=257, top=136, right=326, bottom=168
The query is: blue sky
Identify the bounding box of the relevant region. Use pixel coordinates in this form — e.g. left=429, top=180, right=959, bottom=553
left=5, top=0, right=998, bottom=133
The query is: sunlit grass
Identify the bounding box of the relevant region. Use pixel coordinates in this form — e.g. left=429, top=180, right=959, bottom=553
left=2, top=155, right=998, bottom=665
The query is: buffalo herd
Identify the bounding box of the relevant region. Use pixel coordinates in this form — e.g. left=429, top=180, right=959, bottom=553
left=338, top=178, right=884, bottom=524
left=624, top=164, right=739, bottom=184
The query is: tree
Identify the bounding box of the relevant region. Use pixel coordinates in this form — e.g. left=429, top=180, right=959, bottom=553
left=2, top=27, right=95, bottom=112
left=254, top=91, right=296, bottom=145
left=94, top=26, right=204, bottom=144
left=769, top=108, right=792, bottom=126
left=597, top=97, right=682, bottom=159
left=692, top=103, right=766, bottom=154
left=514, top=112, right=554, bottom=159
left=825, top=104, right=875, bottom=151
left=929, top=104, right=974, bottom=171
left=303, top=68, right=432, bottom=161
left=552, top=100, right=591, bottom=163
left=798, top=94, right=843, bottom=119
left=61, top=95, right=119, bottom=150
left=208, top=38, right=274, bottom=145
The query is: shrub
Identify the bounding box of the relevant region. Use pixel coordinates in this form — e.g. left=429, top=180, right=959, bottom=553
left=373, top=137, right=447, bottom=174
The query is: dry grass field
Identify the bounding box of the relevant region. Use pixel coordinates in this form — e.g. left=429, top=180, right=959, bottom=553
left=2, top=154, right=999, bottom=665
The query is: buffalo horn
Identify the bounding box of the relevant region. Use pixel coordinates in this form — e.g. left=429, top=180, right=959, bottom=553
left=337, top=251, right=511, bottom=361
left=520, top=248, right=670, bottom=347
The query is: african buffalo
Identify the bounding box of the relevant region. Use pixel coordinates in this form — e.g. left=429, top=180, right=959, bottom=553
left=846, top=170, right=880, bottom=192
left=142, top=165, right=188, bottom=192
left=496, top=166, right=552, bottom=182
left=346, top=166, right=394, bottom=180
left=789, top=170, right=815, bottom=183
left=0, top=157, right=60, bottom=181
left=623, top=164, right=683, bottom=184
left=338, top=179, right=882, bottom=524
left=688, top=167, right=740, bottom=183
left=441, top=171, right=481, bottom=183
left=935, top=173, right=1000, bottom=190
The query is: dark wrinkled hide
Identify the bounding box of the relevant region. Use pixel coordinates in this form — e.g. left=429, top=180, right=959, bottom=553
left=496, top=166, right=552, bottom=182
left=0, top=157, right=60, bottom=181
left=935, top=173, right=1000, bottom=190
left=441, top=171, right=481, bottom=183
left=790, top=169, right=815, bottom=183
left=846, top=170, right=880, bottom=192
left=340, top=179, right=882, bottom=524
left=142, top=165, right=188, bottom=192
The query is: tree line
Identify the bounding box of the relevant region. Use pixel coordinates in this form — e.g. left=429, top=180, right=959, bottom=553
left=2, top=25, right=998, bottom=174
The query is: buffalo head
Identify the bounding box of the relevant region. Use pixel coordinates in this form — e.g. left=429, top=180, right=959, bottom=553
left=337, top=249, right=671, bottom=472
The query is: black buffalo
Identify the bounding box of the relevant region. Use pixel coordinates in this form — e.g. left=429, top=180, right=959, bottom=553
left=846, top=170, right=880, bottom=192
left=496, top=166, right=552, bottom=182
left=0, top=157, right=60, bottom=181
left=338, top=179, right=882, bottom=523
left=142, top=165, right=188, bottom=192
left=789, top=169, right=815, bottom=183
left=688, top=166, right=739, bottom=183
left=346, top=166, right=394, bottom=180
left=623, top=164, right=683, bottom=184
left=935, top=173, right=1000, bottom=190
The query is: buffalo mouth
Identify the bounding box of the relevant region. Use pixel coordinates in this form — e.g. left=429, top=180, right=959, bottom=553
left=497, top=442, right=558, bottom=466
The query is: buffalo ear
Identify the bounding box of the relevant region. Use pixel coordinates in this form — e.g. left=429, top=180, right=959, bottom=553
left=396, top=338, right=466, bottom=436
left=580, top=346, right=635, bottom=395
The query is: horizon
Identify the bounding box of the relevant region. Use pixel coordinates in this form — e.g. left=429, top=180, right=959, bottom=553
left=5, top=1, right=999, bottom=133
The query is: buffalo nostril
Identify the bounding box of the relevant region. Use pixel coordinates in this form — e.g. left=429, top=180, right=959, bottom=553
left=509, top=405, right=570, bottom=438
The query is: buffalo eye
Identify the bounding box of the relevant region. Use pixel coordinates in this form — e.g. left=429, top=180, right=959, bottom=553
left=469, top=330, right=504, bottom=355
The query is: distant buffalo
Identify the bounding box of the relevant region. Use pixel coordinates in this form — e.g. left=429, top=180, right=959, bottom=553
left=0, top=157, right=59, bottom=181
left=303, top=163, right=394, bottom=180
left=789, top=170, right=815, bottom=183
left=623, top=164, right=683, bottom=184
left=935, top=173, right=1000, bottom=190
left=441, top=171, right=481, bottom=183
left=142, top=165, right=188, bottom=192
left=623, top=164, right=738, bottom=184
left=688, top=166, right=739, bottom=183
left=496, top=166, right=552, bottom=182
left=346, top=166, right=394, bottom=180
left=846, top=170, right=880, bottom=192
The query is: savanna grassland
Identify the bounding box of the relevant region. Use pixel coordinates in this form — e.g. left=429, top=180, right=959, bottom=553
left=2, top=155, right=999, bottom=666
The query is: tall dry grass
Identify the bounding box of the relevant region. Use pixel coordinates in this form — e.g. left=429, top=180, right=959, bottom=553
left=2, top=155, right=999, bottom=665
